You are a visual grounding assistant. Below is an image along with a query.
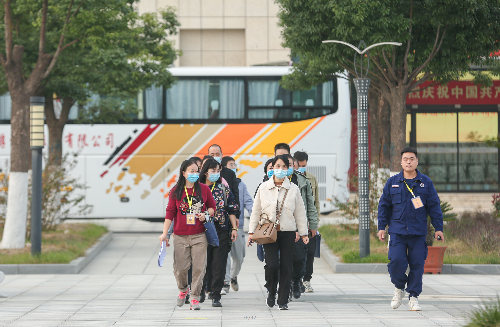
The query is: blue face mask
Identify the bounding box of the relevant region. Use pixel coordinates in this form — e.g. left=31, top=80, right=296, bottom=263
left=267, top=170, right=274, bottom=178
left=274, top=169, right=287, bottom=179
left=231, top=168, right=237, bottom=174
left=286, top=167, right=293, bottom=176
left=298, top=167, right=306, bottom=174
left=208, top=173, right=220, bottom=183
left=214, top=156, right=222, bottom=163
left=186, top=173, right=199, bottom=183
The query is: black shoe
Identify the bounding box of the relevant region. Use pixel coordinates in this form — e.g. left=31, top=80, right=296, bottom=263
left=212, top=298, right=222, bottom=307
left=300, top=280, right=305, bottom=293
left=199, top=291, right=205, bottom=303
left=292, top=282, right=301, bottom=299
left=266, top=294, right=276, bottom=308
left=207, top=292, right=213, bottom=300
left=278, top=304, right=288, bottom=310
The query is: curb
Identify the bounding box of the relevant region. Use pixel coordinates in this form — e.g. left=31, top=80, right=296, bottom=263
left=320, top=240, right=500, bottom=274
left=0, top=232, right=112, bottom=274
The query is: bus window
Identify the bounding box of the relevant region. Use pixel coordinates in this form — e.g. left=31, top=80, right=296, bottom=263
left=292, top=81, right=335, bottom=107
left=248, top=81, right=291, bottom=107
left=165, top=79, right=244, bottom=119
left=144, top=85, right=163, bottom=119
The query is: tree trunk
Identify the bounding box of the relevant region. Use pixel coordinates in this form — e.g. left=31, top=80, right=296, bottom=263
left=378, top=94, right=391, bottom=168
left=0, top=90, right=30, bottom=249
left=45, top=96, right=64, bottom=166
left=387, top=89, right=408, bottom=172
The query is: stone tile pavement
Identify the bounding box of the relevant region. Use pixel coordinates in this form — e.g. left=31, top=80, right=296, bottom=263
left=1, top=231, right=499, bottom=326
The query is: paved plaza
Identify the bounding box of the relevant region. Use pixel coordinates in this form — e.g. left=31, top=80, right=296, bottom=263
left=0, top=229, right=499, bottom=326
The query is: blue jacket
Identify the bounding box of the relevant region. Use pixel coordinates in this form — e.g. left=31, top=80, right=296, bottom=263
left=377, top=170, right=443, bottom=236
left=238, top=179, right=253, bottom=228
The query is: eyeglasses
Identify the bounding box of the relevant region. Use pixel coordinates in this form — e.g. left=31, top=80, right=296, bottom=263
left=402, top=157, right=416, bottom=163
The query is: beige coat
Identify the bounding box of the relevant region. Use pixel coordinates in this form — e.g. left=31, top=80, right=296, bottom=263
left=248, top=177, right=308, bottom=236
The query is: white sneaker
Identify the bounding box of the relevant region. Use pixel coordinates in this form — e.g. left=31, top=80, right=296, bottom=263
left=408, top=296, right=421, bottom=311
left=391, top=287, right=405, bottom=309
left=220, top=289, right=227, bottom=295
left=303, top=281, right=314, bottom=293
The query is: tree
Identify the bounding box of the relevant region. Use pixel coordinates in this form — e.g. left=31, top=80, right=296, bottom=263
left=277, top=0, right=500, bottom=171
left=0, top=0, right=145, bottom=249
left=42, top=8, right=179, bottom=165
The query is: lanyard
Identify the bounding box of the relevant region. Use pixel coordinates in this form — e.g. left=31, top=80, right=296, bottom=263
left=211, top=183, right=216, bottom=192
left=184, top=186, right=193, bottom=208
left=403, top=181, right=416, bottom=198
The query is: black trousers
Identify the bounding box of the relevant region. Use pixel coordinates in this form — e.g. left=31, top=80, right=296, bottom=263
left=303, top=235, right=316, bottom=281
left=263, top=231, right=295, bottom=305
left=292, top=237, right=307, bottom=283
left=203, top=228, right=229, bottom=301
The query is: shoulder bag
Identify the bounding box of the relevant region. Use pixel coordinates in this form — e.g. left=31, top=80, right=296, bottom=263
left=251, top=188, right=288, bottom=245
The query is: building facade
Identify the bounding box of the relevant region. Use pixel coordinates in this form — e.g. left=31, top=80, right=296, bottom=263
left=137, top=0, right=291, bottom=67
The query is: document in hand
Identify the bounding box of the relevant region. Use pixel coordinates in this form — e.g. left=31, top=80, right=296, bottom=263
left=158, top=241, right=167, bottom=267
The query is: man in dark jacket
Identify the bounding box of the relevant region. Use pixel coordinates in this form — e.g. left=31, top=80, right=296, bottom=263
left=208, top=144, right=240, bottom=218
left=378, top=147, right=444, bottom=312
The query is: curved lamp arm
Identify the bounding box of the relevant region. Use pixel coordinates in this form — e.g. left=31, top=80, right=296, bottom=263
left=322, top=40, right=402, bottom=54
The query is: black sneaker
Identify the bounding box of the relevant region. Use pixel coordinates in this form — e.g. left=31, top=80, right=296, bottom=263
left=207, top=292, right=213, bottom=300
left=230, top=277, right=239, bottom=291
left=292, top=282, right=301, bottom=299
left=278, top=304, right=288, bottom=310
left=300, top=280, right=305, bottom=293
left=199, top=291, right=206, bottom=303
left=266, top=294, right=276, bottom=308
left=212, top=298, right=222, bottom=307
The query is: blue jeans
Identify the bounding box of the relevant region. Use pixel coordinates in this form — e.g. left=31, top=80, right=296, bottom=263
left=387, top=233, right=428, bottom=298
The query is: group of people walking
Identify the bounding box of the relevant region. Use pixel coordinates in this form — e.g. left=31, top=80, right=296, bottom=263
left=159, top=143, right=445, bottom=312
left=159, top=142, right=321, bottom=310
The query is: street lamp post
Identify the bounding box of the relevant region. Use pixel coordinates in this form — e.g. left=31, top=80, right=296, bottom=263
left=30, top=96, right=45, bottom=256
left=322, top=40, right=401, bottom=258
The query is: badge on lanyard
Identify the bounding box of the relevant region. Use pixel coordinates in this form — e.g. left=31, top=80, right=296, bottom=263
left=184, top=186, right=197, bottom=225
left=186, top=213, right=196, bottom=225
left=404, top=180, right=424, bottom=209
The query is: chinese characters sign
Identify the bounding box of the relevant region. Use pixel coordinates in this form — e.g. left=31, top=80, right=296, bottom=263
left=407, top=81, right=500, bottom=105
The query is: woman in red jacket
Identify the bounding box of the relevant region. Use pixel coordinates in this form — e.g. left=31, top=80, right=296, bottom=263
left=159, top=158, right=216, bottom=311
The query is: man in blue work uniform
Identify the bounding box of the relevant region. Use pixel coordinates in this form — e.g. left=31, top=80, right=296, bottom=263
left=377, top=147, right=444, bottom=311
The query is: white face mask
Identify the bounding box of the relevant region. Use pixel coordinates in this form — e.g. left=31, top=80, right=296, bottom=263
left=214, top=156, right=222, bottom=163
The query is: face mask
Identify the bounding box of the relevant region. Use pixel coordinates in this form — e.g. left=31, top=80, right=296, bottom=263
left=214, top=156, right=222, bottom=163
left=267, top=170, right=274, bottom=178
left=208, top=173, right=220, bottom=183
left=186, top=173, right=199, bottom=183
left=274, top=169, right=287, bottom=179
left=298, top=167, right=306, bottom=174
left=231, top=168, right=237, bottom=174
left=286, top=167, right=293, bottom=176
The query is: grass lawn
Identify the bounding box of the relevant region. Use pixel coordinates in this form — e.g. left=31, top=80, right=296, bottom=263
left=319, top=224, right=500, bottom=264
left=0, top=223, right=108, bottom=264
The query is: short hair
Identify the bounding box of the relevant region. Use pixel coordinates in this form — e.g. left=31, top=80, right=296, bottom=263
left=274, top=143, right=290, bottom=154
left=221, top=156, right=234, bottom=167
left=285, top=154, right=293, bottom=162
left=293, top=157, right=298, bottom=165
left=272, top=155, right=290, bottom=168
left=208, top=144, right=222, bottom=153
left=264, top=158, right=274, bottom=173
left=293, top=151, right=308, bottom=162
left=401, top=147, right=418, bottom=158
left=202, top=155, right=213, bottom=161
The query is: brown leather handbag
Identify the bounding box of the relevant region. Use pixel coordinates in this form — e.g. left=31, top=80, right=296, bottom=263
left=252, top=189, right=288, bottom=245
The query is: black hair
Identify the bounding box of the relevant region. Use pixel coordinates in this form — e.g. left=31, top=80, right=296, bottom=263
left=174, top=159, right=201, bottom=201
left=199, top=158, right=222, bottom=184
left=221, top=156, right=234, bottom=168
left=208, top=144, right=222, bottom=153
left=293, top=151, right=309, bottom=162
left=293, top=157, right=298, bottom=165
left=272, top=155, right=290, bottom=168
left=189, top=156, right=202, bottom=164
left=202, top=155, right=213, bottom=161
left=274, top=143, right=290, bottom=154
left=401, top=147, right=418, bottom=158
left=264, top=158, right=274, bottom=173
